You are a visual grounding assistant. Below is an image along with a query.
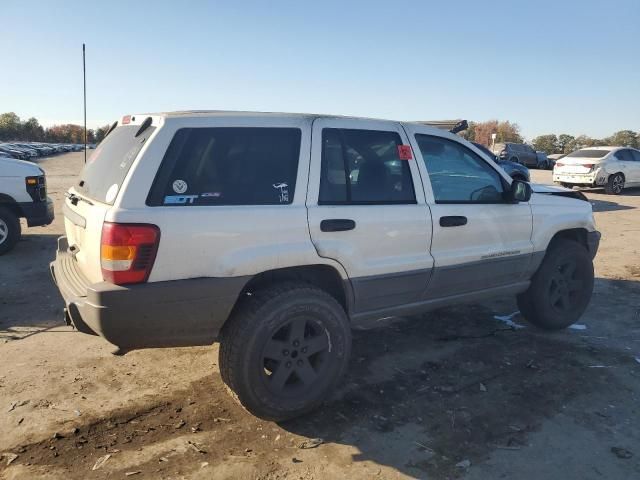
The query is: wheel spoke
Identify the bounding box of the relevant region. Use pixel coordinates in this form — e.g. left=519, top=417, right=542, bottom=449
left=305, top=333, right=329, bottom=356
left=289, top=318, right=307, bottom=342
left=568, top=279, right=582, bottom=292
left=560, top=292, right=571, bottom=309
left=561, top=262, right=576, bottom=280
left=270, top=363, right=292, bottom=391
left=295, top=359, right=318, bottom=385
left=263, top=339, right=288, bottom=360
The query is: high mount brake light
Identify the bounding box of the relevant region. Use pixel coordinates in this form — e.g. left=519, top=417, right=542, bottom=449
left=101, top=222, right=160, bottom=285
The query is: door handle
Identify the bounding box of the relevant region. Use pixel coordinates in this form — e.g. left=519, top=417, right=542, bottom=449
left=320, top=219, right=356, bottom=232
left=440, top=216, right=467, bottom=227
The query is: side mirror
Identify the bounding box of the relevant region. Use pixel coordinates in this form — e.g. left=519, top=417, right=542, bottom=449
left=508, top=179, right=532, bottom=203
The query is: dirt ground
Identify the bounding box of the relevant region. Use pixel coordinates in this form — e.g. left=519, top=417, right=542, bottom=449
left=1, top=152, right=639, bottom=479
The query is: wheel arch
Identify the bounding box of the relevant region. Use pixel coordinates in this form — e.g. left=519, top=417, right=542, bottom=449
left=548, top=228, right=589, bottom=251
left=235, top=264, right=352, bottom=315
left=0, top=193, right=22, bottom=218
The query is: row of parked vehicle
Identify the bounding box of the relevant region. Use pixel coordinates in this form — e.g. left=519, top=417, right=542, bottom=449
left=0, top=142, right=95, bottom=161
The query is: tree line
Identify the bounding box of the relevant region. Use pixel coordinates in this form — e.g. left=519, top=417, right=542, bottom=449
left=461, top=119, right=639, bottom=153
left=0, top=112, right=110, bottom=144
left=3, top=112, right=638, bottom=154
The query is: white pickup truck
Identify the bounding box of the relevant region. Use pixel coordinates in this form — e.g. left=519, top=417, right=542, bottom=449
left=0, top=156, right=54, bottom=254
left=51, top=111, right=600, bottom=420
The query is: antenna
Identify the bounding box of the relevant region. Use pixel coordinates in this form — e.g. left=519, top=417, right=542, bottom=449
left=83, top=43, right=87, bottom=164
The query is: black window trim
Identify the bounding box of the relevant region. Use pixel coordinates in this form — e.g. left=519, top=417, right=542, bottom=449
left=318, top=127, right=417, bottom=206
left=415, top=133, right=512, bottom=205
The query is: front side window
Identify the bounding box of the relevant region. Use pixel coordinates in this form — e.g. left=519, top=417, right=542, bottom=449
left=415, top=135, right=505, bottom=203
left=319, top=128, right=416, bottom=204
left=631, top=150, right=640, bottom=162
left=148, top=128, right=301, bottom=206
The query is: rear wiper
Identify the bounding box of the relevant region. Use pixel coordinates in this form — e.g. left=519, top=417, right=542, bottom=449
left=65, top=191, right=94, bottom=206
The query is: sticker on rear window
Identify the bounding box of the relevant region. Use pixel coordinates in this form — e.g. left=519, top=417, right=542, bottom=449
left=105, top=184, right=119, bottom=203
left=164, top=195, right=198, bottom=205
left=273, top=183, right=289, bottom=203
left=172, top=179, right=188, bottom=194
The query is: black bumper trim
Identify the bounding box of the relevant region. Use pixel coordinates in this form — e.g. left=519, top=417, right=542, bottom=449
left=50, top=236, right=251, bottom=350
left=587, top=230, right=601, bottom=259
left=18, top=198, right=54, bottom=227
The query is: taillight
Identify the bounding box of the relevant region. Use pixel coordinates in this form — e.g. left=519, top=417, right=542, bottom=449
left=583, top=163, right=594, bottom=171
left=101, top=222, right=160, bottom=285
left=556, top=162, right=564, bottom=167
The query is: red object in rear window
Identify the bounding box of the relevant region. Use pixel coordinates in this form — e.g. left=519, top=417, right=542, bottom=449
left=122, top=115, right=131, bottom=125
left=101, top=222, right=160, bottom=285
left=397, top=145, right=413, bottom=160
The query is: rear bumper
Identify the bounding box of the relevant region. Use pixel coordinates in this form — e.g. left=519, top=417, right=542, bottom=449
left=553, top=171, right=607, bottom=186
left=19, top=198, right=55, bottom=227
left=50, top=236, right=250, bottom=350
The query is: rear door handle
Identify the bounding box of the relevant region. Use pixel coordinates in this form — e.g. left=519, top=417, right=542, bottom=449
left=440, top=216, right=467, bottom=227
left=320, top=219, right=356, bottom=232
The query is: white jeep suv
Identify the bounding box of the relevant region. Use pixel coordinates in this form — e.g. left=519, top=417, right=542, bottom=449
left=51, top=112, right=600, bottom=420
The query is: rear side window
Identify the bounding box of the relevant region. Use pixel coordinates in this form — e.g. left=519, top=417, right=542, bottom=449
left=77, top=125, right=155, bottom=204
left=319, top=128, right=416, bottom=205
left=147, top=128, right=301, bottom=206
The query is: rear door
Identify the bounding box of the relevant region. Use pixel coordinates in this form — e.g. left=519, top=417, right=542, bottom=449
left=64, top=117, right=158, bottom=283
left=630, top=149, right=640, bottom=185
left=614, top=149, right=640, bottom=185
left=307, top=118, right=433, bottom=314
left=404, top=125, right=534, bottom=299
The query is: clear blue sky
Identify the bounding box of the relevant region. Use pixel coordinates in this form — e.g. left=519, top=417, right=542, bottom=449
left=1, top=0, right=638, bottom=140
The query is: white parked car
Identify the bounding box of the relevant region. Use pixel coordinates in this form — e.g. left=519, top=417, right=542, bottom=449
left=51, top=111, right=600, bottom=420
left=553, top=146, right=640, bottom=194
left=0, top=156, right=54, bottom=254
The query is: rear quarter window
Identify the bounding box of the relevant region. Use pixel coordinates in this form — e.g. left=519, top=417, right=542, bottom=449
left=147, top=127, right=301, bottom=206
left=77, top=125, right=155, bottom=204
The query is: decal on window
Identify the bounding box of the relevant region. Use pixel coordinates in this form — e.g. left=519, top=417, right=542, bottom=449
left=273, top=183, right=289, bottom=203
left=397, top=145, right=413, bottom=160
left=172, top=179, right=188, bottom=194
left=164, top=195, right=198, bottom=205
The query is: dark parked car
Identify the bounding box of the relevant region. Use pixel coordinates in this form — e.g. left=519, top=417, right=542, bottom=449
left=473, top=142, right=530, bottom=182
left=493, top=142, right=543, bottom=168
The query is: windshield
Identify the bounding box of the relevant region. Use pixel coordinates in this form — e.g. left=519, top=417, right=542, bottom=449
left=566, top=149, right=609, bottom=159
left=76, top=124, right=155, bottom=204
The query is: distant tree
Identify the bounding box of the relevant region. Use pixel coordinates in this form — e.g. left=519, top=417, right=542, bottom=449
left=532, top=134, right=558, bottom=153
left=93, top=124, right=111, bottom=143
left=557, top=134, right=575, bottom=153
left=469, top=120, right=523, bottom=146
left=0, top=112, right=22, bottom=141
left=22, top=117, right=45, bottom=141
left=567, top=135, right=599, bottom=152
left=606, top=130, right=638, bottom=148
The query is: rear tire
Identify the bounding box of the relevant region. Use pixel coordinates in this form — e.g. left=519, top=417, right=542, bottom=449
left=517, top=239, right=594, bottom=330
left=219, top=283, right=351, bottom=421
left=0, top=206, right=21, bottom=255
left=604, top=173, right=624, bottom=195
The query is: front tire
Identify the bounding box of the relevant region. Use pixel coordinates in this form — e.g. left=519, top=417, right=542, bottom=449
left=604, top=173, right=624, bottom=195
left=517, top=239, right=594, bottom=330
left=0, top=207, right=21, bottom=255
left=219, top=283, right=351, bottom=421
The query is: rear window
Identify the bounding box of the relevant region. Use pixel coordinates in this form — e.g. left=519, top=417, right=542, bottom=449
left=566, top=149, right=609, bottom=158
left=147, top=128, right=301, bottom=206
left=77, top=125, right=155, bottom=204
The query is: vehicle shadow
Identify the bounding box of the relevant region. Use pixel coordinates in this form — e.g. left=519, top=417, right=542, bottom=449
left=0, top=232, right=64, bottom=340
left=589, top=198, right=636, bottom=212
left=278, top=279, right=640, bottom=478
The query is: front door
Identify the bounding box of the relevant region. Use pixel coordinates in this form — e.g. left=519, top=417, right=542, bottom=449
left=307, top=118, right=433, bottom=314
left=404, top=126, right=534, bottom=300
